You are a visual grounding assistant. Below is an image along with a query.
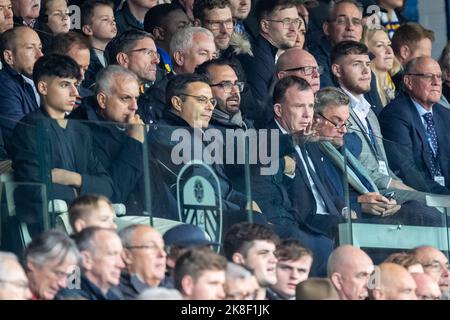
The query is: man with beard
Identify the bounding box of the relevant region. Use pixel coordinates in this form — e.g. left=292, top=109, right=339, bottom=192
left=331, top=41, right=445, bottom=204
left=237, top=0, right=299, bottom=122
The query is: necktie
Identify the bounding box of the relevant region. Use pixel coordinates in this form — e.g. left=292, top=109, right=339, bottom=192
left=299, top=147, right=340, bottom=216
left=422, top=112, right=442, bottom=177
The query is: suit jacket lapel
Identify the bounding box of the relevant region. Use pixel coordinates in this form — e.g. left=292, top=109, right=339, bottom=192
left=349, top=108, right=378, bottom=156
left=407, top=98, right=435, bottom=175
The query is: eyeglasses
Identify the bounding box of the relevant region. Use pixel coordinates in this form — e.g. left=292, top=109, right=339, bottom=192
left=179, top=93, right=217, bottom=107
left=0, top=279, right=29, bottom=290
left=406, top=73, right=442, bottom=82
left=422, top=261, right=449, bottom=273
left=329, top=16, right=362, bottom=27
left=210, top=81, right=245, bottom=93
left=318, top=113, right=351, bottom=130
left=204, top=18, right=234, bottom=31
left=265, top=17, right=302, bottom=29
left=282, top=65, right=323, bottom=76
left=127, top=242, right=165, bottom=252
left=126, top=48, right=160, bottom=61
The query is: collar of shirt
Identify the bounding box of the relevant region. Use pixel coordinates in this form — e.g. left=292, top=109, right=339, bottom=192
left=123, top=1, right=144, bottom=29
left=411, top=97, right=433, bottom=128
left=275, top=118, right=288, bottom=134
left=21, top=74, right=40, bottom=106
left=341, top=87, right=371, bottom=117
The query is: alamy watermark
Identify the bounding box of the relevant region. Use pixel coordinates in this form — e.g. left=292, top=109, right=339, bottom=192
left=170, top=127, right=280, bottom=175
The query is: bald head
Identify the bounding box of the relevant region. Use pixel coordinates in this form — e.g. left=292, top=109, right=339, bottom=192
left=412, top=272, right=441, bottom=300
left=276, top=48, right=321, bottom=93
left=413, top=246, right=449, bottom=295
left=372, top=263, right=417, bottom=300
left=327, top=245, right=374, bottom=300
left=120, top=224, right=167, bottom=287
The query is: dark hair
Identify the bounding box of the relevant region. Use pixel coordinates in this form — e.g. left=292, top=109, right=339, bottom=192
left=144, top=3, right=185, bottom=34
left=195, top=57, right=239, bottom=78
left=193, top=0, right=231, bottom=23
left=255, top=0, right=298, bottom=23
left=330, top=40, right=368, bottom=65
left=33, top=54, right=82, bottom=87
left=173, top=247, right=227, bottom=293
left=275, top=239, right=313, bottom=262
left=0, top=26, right=33, bottom=65
left=68, top=194, right=113, bottom=231
left=165, top=73, right=210, bottom=109
left=105, top=29, right=154, bottom=65
left=223, top=222, right=280, bottom=261
left=391, top=22, right=435, bottom=57
left=81, top=0, right=114, bottom=28
left=49, top=31, right=90, bottom=55
left=273, top=76, right=311, bottom=105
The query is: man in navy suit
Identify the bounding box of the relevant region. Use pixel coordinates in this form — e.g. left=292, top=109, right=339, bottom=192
left=379, top=57, right=450, bottom=195
left=269, top=76, right=335, bottom=276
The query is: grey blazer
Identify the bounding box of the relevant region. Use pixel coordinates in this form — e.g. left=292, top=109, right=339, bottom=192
left=347, top=107, right=401, bottom=190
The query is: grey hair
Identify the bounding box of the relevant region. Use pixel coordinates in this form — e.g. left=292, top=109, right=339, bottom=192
left=0, top=252, right=20, bottom=278
left=74, top=226, right=117, bottom=254
left=118, top=224, right=141, bottom=249
left=226, top=262, right=254, bottom=281
left=95, top=65, right=139, bottom=96
left=170, top=27, right=214, bottom=55
left=137, top=287, right=183, bottom=300
left=327, top=0, right=363, bottom=21
left=24, top=230, right=80, bottom=269
left=314, top=87, right=350, bottom=115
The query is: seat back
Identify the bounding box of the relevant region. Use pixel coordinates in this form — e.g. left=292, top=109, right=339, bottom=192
left=177, top=160, right=223, bottom=248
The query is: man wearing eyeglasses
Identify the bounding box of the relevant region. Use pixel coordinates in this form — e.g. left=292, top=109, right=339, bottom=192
left=380, top=56, right=450, bottom=195
left=276, top=48, right=321, bottom=93
left=118, top=224, right=167, bottom=299
left=412, top=246, right=450, bottom=299
left=237, top=0, right=299, bottom=123
left=193, top=0, right=235, bottom=52
left=149, top=73, right=266, bottom=232
left=332, top=41, right=442, bottom=207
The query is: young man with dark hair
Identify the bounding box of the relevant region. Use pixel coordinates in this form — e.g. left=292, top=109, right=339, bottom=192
left=174, top=246, right=227, bottom=300
left=0, top=0, right=13, bottom=35
left=268, top=239, right=313, bottom=300
left=144, top=3, right=191, bottom=74
left=9, top=54, right=114, bottom=235
left=80, top=0, right=118, bottom=89
left=223, top=222, right=279, bottom=299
